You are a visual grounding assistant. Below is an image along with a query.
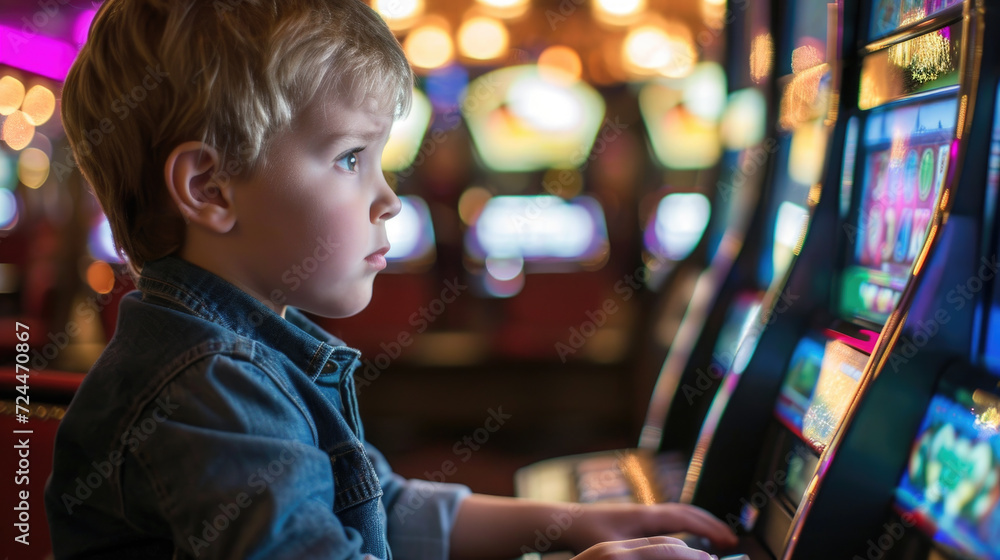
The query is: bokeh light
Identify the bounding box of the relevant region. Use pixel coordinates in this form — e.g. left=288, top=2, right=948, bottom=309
left=721, top=88, right=767, bottom=149
left=2, top=111, right=35, bottom=150
left=0, top=76, right=25, bottom=116
left=89, top=215, right=122, bottom=263
left=458, top=186, right=492, bottom=226
left=538, top=46, right=583, bottom=83
left=0, top=189, right=19, bottom=229
left=385, top=197, right=421, bottom=259
left=475, top=0, right=530, bottom=18
left=750, top=32, right=774, bottom=83
left=17, top=147, right=49, bottom=189
left=0, top=151, right=15, bottom=191
left=646, top=193, right=711, bottom=260
left=374, top=0, right=423, bottom=29
left=21, top=85, right=55, bottom=126
left=682, top=62, right=727, bottom=121
left=404, top=23, right=455, bottom=69
left=458, top=17, right=509, bottom=60
left=74, top=9, right=98, bottom=45
left=623, top=24, right=696, bottom=78
left=485, top=255, right=524, bottom=282
left=594, top=0, right=646, bottom=25
left=381, top=88, right=432, bottom=171
left=86, top=260, right=116, bottom=294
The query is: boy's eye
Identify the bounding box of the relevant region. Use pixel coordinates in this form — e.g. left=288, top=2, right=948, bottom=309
left=335, top=149, right=362, bottom=172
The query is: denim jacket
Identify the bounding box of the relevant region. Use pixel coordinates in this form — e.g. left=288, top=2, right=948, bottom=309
left=44, top=256, right=470, bottom=559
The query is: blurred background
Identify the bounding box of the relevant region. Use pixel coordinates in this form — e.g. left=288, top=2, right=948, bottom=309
left=0, top=0, right=764, bottom=496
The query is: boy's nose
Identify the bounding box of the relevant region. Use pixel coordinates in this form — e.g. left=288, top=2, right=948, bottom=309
left=373, top=177, right=402, bottom=223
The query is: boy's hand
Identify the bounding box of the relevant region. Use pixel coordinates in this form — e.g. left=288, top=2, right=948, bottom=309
left=572, top=537, right=717, bottom=560
left=564, top=503, right=738, bottom=554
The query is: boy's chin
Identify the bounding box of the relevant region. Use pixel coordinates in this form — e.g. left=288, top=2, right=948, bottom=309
left=301, top=292, right=374, bottom=319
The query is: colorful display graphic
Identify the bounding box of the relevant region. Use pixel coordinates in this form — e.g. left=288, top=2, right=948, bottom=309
left=775, top=333, right=827, bottom=434
left=802, top=338, right=869, bottom=451
left=839, top=97, right=957, bottom=323
left=896, top=392, right=1000, bottom=559
left=869, top=0, right=963, bottom=40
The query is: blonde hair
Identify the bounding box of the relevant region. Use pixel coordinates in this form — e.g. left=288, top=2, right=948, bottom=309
left=62, top=0, right=413, bottom=276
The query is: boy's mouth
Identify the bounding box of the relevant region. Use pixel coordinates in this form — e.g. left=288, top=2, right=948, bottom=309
left=365, top=246, right=390, bottom=270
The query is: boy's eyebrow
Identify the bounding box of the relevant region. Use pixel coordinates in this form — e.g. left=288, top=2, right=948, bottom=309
left=319, top=127, right=388, bottom=146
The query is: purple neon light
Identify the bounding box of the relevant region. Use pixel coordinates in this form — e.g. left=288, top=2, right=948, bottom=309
left=74, top=10, right=98, bottom=46
left=0, top=24, right=79, bottom=81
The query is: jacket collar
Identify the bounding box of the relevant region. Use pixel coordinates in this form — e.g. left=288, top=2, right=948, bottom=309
left=136, top=255, right=360, bottom=380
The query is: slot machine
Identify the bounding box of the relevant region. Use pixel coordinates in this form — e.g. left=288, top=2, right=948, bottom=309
left=677, top=0, right=998, bottom=558
left=458, top=64, right=619, bottom=361
left=514, top=0, right=780, bottom=504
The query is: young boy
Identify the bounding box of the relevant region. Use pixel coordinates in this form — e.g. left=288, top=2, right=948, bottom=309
left=43, top=1, right=738, bottom=558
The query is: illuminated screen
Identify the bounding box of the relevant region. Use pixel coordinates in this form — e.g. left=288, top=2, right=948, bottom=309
left=381, top=89, right=432, bottom=172
left=895, top=388, right=1000, bottom=559
left=775, top=332, right=827, bottom=434
left=780, top=433, right=821, bottom=508
left=643, top=192, right=711, bottom=261
left=802, top=337, right=869, bottom=451
left=839, top=96, right=957, bottom=324
left=461, top=66, right=606, bottom=172
left=465, top=195, right=609, bottom=269
left=639, top=63, right=725, bottom=170
left=869, top=0, right=962, bottom=40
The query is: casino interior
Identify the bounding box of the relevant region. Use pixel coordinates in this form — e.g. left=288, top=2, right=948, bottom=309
left=1, top=0, right=1000, bottom=558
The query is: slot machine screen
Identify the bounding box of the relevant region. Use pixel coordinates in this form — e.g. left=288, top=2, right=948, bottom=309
left=775, top=332, right=827, bottom=433
left=869, top=0, right=963, bottom=41
left=801, top=336, right=870, bottom=450
left=894, top=384, right=1000, bottom=559
left=465, top=195, right=609, bottom=270
left=461, top=66, right=606, bottom=172
left=838, top=96, right=957, bottom=323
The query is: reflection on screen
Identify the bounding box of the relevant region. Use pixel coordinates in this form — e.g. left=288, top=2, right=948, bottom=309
left=839, top=96, right=957, bottom=323
left=802, top=338, right=869, bottom=451
left=869, top=0, right=962, bottom=41
left=757, top=134, right=814, bottom=287
left=981, top=86, right=1000, bottom=374
left=775, top=333, right=827, bottom=434
left=709, top=292, right=763, bottom=376
left=895, top=390, right=1000, bottom=559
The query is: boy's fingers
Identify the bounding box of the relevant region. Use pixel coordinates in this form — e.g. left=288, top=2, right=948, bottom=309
left=661, top=506, right=738, bottom=548
left=627, top=544, right=714, bottom=560
left=613, top=537, right=689, bottom=550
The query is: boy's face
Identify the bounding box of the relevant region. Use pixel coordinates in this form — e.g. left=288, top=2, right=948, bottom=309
left=229, top=89, right=401, bottom=318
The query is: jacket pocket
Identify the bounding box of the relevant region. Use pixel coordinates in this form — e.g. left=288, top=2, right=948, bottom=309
left=327, top=440, right=383, bottom=513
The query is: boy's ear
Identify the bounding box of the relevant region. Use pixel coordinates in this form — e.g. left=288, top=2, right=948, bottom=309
left=163, top=142, right=237, bottom=233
